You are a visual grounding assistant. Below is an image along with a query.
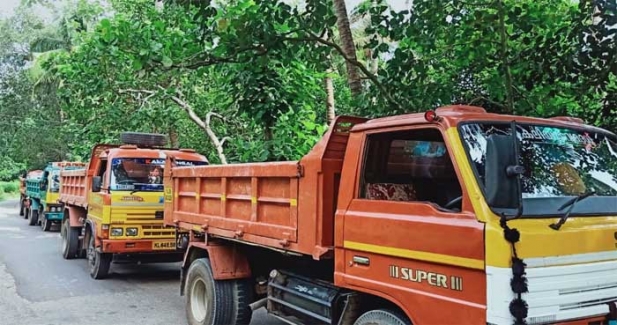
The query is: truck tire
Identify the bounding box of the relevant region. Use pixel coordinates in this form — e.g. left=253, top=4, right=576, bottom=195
left=120, top=132, right=168, bottom=147
left=87, top=233, right=111, bottom=279
left=61, top=219, right=79, bottom=259
left=41, top=214, right=51, bottom=232
left=185, top=258, right=253, bottom=325
left=28, top=208, right=39, bottom=226
left=353, top=309, right=412, bottom=325
left=19, top=198, right=25, bottom=216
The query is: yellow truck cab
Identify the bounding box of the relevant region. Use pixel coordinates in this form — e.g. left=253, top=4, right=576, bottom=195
left=59, top=132, right=208, bottom=279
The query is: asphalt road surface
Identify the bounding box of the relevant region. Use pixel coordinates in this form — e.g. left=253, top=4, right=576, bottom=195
left=0, top=198, right=284, bottom=325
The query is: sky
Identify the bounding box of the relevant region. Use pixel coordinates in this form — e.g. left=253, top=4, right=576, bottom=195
left=0, top=0, right=52, bottom=19
left=0, top=0, right=22, bottom=17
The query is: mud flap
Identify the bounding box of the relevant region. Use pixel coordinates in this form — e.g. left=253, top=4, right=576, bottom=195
left=608, top=301, right=617, bottom=325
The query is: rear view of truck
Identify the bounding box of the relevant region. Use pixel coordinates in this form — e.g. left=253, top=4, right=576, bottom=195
left=19, top=169, right=43, bottom=218
left=25, top=162, right=85, bottom=230
left=59, top=133, right=209, bottom=279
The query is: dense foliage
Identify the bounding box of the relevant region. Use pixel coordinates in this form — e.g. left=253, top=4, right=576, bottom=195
left=0, top=0, right=614, bottom=170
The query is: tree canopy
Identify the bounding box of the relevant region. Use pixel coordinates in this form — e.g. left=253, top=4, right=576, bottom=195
left=0, top=0, right=614, bottom=176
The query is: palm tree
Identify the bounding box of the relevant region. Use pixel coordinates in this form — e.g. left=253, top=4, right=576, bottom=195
left=332, top=0, right=362, bottom=98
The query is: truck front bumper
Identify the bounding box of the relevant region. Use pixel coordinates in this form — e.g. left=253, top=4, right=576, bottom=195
left=101, top=238, right=183, bottom=254
left=44, top=212, right=63, bottom=221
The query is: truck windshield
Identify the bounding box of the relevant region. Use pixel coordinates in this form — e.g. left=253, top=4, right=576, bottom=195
left=110, top=158, right=207, bottom=192
left=50, top=169, right=60, bottom=192
left=459, top=122, right=617, bottom=217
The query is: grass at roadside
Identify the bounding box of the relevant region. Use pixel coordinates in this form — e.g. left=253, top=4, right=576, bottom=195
left=0, top=181, right=20, bottom=202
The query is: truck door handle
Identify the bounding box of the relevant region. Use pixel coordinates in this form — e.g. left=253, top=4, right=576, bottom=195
left=353, top=256, right=370, bottom=266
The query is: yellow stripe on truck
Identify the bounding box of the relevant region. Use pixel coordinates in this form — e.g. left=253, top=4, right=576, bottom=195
left=343, top=240, right=485, bottom=270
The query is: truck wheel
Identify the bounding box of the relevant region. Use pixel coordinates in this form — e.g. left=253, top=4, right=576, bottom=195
left=353, top=309, right=412, bottom=325
left=185, top=258, right=253, bottom=325
left=19, top=199, right=24, bottom=216
left=120, top=132, right=168, bottom=147
left=87, top=233, right=111, bottom=279
left=61, top=219, right=79, bottom=259
left=41, top=215, right=51, bottom=232
left=28, top=208, right=39, bottom=226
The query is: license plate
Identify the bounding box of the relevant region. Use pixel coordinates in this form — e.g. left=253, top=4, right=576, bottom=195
left=152, top=241, right=176, bottom=250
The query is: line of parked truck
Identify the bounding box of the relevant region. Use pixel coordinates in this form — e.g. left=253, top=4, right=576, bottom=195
left=16, top=106, right=617, bottom=325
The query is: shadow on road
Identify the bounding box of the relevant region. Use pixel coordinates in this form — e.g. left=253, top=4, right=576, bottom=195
left=107, top=263, right=180, bottom=282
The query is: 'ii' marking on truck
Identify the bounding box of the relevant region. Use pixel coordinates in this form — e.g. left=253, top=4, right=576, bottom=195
left=451, top=276, right=463, bottom=291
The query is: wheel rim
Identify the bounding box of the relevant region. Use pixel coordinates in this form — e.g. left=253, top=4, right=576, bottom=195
left=87, top=235, right=96, bottom=271
left=190, top=277, right=208, bottom=322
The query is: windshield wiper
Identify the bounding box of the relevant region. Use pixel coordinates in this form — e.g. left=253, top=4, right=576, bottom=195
left=549, top=191, right=596, bottom=230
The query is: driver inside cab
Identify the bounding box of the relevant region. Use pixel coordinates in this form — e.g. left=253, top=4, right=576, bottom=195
left=148, top=166, right=162, bottom=184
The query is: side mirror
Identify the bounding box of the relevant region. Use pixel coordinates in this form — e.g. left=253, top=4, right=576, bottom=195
left=484, top=133, right=524, bottom=214
left=92, top=176, right=102, bottom=192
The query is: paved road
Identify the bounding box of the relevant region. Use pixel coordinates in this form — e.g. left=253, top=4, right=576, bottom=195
left=0, top=199, right=283, bottom=325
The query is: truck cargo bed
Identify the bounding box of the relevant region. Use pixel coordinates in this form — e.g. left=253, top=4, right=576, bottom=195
left=165, top=116, right=368, bottom=258
left=59, top=168, right=88, bottom=207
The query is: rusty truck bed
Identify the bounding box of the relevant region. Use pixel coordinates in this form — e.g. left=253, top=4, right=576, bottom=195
left=165, top=116, right=368, bottom=258
left=59, top=168, right=88, bottom=207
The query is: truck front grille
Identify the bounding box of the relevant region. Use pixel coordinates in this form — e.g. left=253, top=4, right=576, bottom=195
left=141, top=225, right=175, bottom=238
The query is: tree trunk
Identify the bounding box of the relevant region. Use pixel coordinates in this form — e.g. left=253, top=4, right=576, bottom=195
left=169, top=127, right=179, bottom=148
left=325, top=67, right=335, bottom=125
left=497, top=0, right=515, bottom=114
left=332, top=0, right=362, bottom=98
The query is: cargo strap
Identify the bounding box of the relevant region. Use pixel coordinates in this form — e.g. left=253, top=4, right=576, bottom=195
left=500, top=214, right=529, bottom=325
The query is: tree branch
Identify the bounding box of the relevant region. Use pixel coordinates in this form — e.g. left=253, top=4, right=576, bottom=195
left=285, top=32, right=405, bottom=111
left=167, top=90, right=229, bottom=164
left=468, top=95, right=506, bottom=108
left=118, top=88, right=157, bottom=110
left=172, top=45, right=268, bottom=70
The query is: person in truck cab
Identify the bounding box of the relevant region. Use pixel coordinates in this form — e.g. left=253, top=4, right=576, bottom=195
left=148, top=165, right=162, bottom=184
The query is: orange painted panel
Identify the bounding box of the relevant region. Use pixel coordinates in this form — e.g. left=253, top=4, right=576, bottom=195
left=166, top=116, right=368, bottom=258
left=337, top=248, right=486, bottom=324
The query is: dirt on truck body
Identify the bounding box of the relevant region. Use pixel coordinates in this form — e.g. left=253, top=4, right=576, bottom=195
left=59, top=134, right=209, bottom=279
left=164, top=106, right=617, bottom=325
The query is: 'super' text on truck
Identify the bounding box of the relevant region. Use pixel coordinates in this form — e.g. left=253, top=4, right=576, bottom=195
left=25, top=161, right=86, bottom=230
left=59, top=132, right=208, bottom=279
left=164, top=106, right=617, bottom=325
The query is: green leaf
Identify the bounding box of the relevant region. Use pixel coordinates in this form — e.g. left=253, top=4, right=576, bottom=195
left=132, top=59, right=143, bottom=70
left=162, top=56, right=173, bottom=67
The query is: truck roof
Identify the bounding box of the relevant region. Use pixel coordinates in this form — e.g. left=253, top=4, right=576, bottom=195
left=104, top=146, right=208, bottom=162
left=354, top=105, right=613, bottom=135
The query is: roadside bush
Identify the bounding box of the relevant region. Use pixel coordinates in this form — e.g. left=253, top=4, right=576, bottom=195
left=1, top=182, right=19, bottom=193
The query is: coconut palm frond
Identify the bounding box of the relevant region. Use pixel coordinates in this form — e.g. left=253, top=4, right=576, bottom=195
left=27, top=49, right=63, bottom=85
left=30, top=36, right=68, bottom=53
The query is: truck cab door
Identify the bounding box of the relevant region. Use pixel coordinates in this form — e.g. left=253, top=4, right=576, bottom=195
left=336, top=126, right=487, bottom=323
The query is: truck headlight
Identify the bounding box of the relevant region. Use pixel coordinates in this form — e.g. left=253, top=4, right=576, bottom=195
left=126, top=228, right=138, bottom=236
left=111, top=228, right=123, bottom=236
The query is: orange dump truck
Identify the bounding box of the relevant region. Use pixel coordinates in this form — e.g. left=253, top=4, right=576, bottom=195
left=164, top=106, right=617, bottom=325
left=60, top=133, right=208, bottom=279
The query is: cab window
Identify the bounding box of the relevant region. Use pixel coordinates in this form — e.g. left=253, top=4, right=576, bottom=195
left=359, top=128, right=463, bottom=211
